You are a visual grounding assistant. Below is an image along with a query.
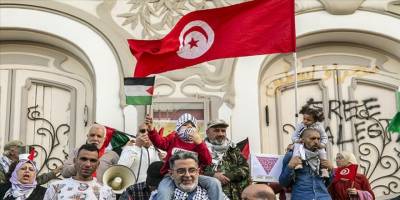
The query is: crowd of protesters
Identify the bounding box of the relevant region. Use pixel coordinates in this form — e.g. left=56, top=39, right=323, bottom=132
left=0, top=104, right=381, bottom=200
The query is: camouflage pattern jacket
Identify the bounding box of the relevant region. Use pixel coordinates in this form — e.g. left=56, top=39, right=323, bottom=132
left=204, top=139, right=250, bottom=200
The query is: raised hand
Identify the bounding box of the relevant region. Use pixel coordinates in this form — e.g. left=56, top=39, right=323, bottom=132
left=144, top=114, right=153, bottom=131
left=188, top=128, right=202, bottom=144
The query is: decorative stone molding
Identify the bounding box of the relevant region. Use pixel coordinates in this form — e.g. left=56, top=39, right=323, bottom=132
left=360, top=0, right=400, bottom=14
left=295, top=0, right=400, bottom=15
left=153, top=76, right=176, bottom=97
left=295, top=0, right=323, bottom=14
left=319, top=0, right=365, bottom=15
left=153, top=61, right=235, bottom=107
left=117, top=0, right=241, bottom=39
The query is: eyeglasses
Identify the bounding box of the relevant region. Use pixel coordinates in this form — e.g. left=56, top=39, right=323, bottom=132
left=139, top=129, right=147, bottom=133
left=174, top=167, right=198, bottom=175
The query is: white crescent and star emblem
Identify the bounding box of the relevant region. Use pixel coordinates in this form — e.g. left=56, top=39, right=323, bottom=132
left=177, top=20, right=214, bottom=59
left=339, top=168, right=350, bottom=175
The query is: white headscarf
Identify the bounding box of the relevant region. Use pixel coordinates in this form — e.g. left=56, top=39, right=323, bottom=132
left=340, top=151, right=358, bottom=165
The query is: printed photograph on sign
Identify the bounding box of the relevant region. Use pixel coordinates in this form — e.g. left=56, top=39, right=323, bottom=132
left=250, top=153, right=284, bottom=182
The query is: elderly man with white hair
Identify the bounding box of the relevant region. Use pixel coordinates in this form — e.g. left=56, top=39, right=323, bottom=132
left=62, top=124, right=107, bottom=179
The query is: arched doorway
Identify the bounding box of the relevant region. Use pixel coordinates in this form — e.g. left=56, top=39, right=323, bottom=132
left=0, top=42, right=94, bottom=174
left=260, top=42, right=400, bottom=197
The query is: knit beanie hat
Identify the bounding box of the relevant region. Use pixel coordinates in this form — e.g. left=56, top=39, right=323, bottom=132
left=175, top=113, right=197, bottom=131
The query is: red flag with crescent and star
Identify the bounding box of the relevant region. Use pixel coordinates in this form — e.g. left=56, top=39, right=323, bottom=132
left=334, top=164, right=358, bottom=182
left=128, top=0, right=295, bottom=77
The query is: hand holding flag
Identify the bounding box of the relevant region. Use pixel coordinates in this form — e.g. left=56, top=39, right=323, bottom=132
left=334, top=164, right=358, bottom=182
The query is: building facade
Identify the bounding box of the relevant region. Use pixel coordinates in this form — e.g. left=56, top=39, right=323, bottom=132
left=0, top=0, right=399, bottom=198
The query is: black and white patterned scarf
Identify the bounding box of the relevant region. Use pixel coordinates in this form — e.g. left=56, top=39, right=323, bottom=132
left=205, top=139, right=234, bottom=171
left=173, top=186, right=209, bottom=200
left=304, top=148, right=320, bottom=175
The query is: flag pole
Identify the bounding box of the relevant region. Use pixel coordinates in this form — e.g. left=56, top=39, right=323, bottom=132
left=294, top=52, right=299, bottom=123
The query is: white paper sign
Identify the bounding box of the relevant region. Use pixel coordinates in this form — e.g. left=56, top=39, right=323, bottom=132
left=250, top=153, right=284, bottom=182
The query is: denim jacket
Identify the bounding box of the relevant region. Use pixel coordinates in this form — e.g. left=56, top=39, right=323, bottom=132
left=279, top=151, right=332, bottom=200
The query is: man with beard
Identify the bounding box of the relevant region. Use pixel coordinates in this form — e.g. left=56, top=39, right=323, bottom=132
left=279, top=128, right=333, bottom=200
left=150, top=151, right=227, bottom=200
left=203, top=119, right=250, bottom=200
left=44, top=144, right=115, bottom=199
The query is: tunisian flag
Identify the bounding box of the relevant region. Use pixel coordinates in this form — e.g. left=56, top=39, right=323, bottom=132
left=334, top=164, right=358, bottom=181
left=129, top=0, right=295, bottom=77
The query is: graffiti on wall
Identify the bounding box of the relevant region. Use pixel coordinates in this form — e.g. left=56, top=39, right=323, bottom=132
left=266, top=67, right=379, bottom=96
left=282, top=98, right=400, bottom=196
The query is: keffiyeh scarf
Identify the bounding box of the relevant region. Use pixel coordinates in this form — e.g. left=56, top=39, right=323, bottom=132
left=173, top=186, right=209, bottom=200
left=175, top=113, right=197, bottom=131
left=205, top=139, right=234, bottom=171
left=177, top=127, right=195, bottom=142
left=0, top=155, right=11, bottom=173
left=304, top=148, right=320, bottom=175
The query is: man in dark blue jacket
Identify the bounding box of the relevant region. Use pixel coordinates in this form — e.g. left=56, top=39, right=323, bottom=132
left=279, top=128, right=333, bottom=200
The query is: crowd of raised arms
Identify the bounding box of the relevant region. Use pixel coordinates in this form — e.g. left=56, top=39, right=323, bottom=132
left=0, top=105, right=375, bottom=200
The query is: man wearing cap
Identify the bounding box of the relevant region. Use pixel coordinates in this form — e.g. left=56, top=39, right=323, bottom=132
left=204, top=119, right=250, bottom=200
left=0, top=140, right=23, bottom=183
left=119, top=161, right=163, bottom=200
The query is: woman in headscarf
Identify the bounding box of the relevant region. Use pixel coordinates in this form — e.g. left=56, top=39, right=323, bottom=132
left=0, top=159, right=46, bottom=200
left=328, top=151, right=375, bottom=200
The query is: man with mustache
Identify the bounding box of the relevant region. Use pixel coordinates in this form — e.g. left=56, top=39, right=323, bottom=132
left=150, top=151, right=227, bottom=200
left=279, top=128, right=333, bottom=200
left=203, top=119, right=250, bottom=200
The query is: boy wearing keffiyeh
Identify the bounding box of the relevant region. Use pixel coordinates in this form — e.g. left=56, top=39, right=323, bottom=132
left=146, top=113, right=227, bottom=200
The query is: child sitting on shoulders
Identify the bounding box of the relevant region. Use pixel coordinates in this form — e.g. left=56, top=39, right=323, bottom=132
left=292, top=104, right=329, bottom=178
left=146, top=113, right=226, bottom=200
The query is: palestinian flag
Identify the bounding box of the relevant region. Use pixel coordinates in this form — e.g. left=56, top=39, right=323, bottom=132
left=237, top=138, right=250, bottom=160
left=388, top=92, right=400, bottom=134
left=124, top=77, right=155, bottom=105
left=100, top=126, right=132, bottom=153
